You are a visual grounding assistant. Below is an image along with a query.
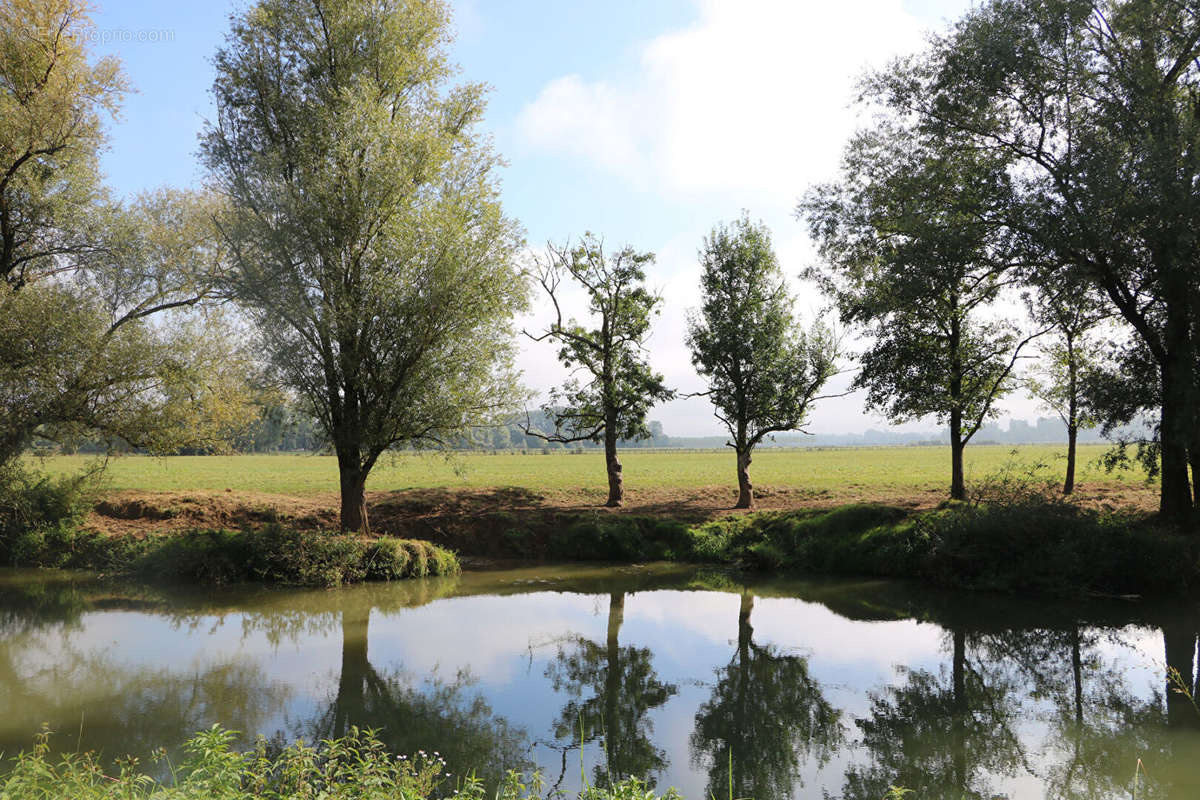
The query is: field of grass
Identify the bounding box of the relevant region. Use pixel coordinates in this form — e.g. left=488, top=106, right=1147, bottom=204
left=30, top=444, right=1147, bottom=496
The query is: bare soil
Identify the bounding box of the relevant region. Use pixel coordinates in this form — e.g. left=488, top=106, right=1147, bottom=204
left=83, top=481, right=1160, bottom=538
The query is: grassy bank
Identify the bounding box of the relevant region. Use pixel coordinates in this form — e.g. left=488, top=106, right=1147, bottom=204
left=421, top=498, right=1193, bottom=597
left=2, top=461, right=1186, bottom=596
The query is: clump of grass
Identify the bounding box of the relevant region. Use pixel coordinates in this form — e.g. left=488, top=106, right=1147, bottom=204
left=0, top=726, right=684, bottom=800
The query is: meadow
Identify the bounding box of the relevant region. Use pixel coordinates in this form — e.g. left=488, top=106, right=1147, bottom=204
left=33, top=444, right=1145, bottom=497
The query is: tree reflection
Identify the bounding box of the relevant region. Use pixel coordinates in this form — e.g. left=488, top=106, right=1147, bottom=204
left=0, top=624, right=290, bottom=766
left=304, top=605, right=531, bottom=789
left=545, top=592, right=678, bottom=787
left=690, top=589, right=842, bottom=800
left=839, top=629, right=1025, bottom=800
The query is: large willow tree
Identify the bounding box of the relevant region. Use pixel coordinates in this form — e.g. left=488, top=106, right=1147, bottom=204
left=203, top=0, right=526, bottom=532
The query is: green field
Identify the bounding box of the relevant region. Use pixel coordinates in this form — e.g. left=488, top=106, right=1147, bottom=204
left=31, top=444, right=1146, bottom=496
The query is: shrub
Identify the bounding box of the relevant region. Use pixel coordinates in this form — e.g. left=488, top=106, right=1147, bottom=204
left=0, top=463, right=98, bottom=567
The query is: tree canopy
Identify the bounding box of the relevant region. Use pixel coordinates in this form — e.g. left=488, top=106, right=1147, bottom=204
left=202, top=0, right=527, bottom=532
left=688, top=214, right=836, bottom=508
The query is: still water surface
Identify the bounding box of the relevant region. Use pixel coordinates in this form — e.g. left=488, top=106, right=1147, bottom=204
left=2, top=564, right=1200, bottom=799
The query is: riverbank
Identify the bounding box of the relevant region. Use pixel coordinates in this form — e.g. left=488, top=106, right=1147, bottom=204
left=4, top=487, right=1193, bottom=595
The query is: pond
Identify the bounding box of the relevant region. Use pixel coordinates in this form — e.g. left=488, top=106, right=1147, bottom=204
left=1, top=564, right=1199, bottom=799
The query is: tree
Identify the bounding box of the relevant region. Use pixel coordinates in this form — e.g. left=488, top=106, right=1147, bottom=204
left=1025, top=286, right=1109, bottom=494
left=800, top=130, right=1039, bottom=500
left=525, top=235, right=673, bottom=507
left=687, top=215, right=837, bottom=508
left=202, top=0, right=527, bottom=532
left=861, top=0, right=1200, bottom=519
left=0, top=2, right=251, bottom=467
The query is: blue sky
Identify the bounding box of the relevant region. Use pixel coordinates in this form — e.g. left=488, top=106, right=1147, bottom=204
left=88, top=0, right=1041, bottom=437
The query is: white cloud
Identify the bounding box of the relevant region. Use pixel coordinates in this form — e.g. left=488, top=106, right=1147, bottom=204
left=517, top=0, right=930, bottom=203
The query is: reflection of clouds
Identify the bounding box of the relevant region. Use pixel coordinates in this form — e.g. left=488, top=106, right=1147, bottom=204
left=368, top=593, right=608, bottom=685
left=14, top=610, right=341, bottom=702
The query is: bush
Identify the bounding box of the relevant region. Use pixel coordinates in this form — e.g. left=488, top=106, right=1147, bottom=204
left=0, top=463, right=98, bottom=566
left=127, top=525, right=460, bottom=587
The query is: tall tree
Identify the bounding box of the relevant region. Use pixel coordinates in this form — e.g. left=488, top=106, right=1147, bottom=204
left=862, top=0, right=1200, bottom=519
left=801, top=130, right=1038, bottom=501
left=202, top=0, right=527, bottom=532
left=688, top=215, right=838, bottom=508
left=525, top=235, right=673, bottom=507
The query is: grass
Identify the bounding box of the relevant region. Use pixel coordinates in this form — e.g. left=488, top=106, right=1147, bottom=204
left=31, top=444, right=1146, bottom=495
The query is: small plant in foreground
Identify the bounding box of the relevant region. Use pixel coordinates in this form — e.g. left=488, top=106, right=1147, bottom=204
left=0, top=726, right=689, bottom=800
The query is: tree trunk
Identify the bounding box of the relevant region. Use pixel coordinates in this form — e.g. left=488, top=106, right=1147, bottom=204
left=950, top=411, right=966, bottom=501
left=1160, top=358, right=1193, bottom=521
left=338, top=450, right=369, bottom=533
left=949, top=312, right=966, bottom=502
left=1064, top=422, right=1078, bottom=496
left=735, top=447, right=753, bottom=509
left=1064, top=350, right=1078, bottom=495
left=604, top=425, right=623, bottom=507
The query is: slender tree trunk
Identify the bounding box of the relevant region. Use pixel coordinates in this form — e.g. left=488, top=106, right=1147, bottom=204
left=604, top=422, right=623, bottom=507
left=1159, top=291, right=1194, bottom=521
left=1064, top=423, right=1078, bottom=496
left=950, top=411, right=966, bottom=502
left=1064, top=347, right=1078, bottom=495
left=949, top=313, right=966, bottom=501
left=735, top=446, right=753, bottom=509
left=337, top=448, right=369, bottom=533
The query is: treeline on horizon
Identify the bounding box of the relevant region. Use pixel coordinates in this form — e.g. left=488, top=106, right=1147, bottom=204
left=4, top=0, right=1200, bottom=532
left=38, top=411, right=1146, bottom=456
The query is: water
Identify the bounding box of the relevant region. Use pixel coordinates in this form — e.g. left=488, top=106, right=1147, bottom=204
left=2, top=564, right=1199, bottom=799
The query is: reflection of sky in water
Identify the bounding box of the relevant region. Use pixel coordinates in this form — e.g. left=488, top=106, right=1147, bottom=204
left=0, top=569, right=1195, bottom=799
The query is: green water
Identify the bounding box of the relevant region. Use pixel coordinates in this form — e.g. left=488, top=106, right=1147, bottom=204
left=1, top=564, right=1198, bottom=799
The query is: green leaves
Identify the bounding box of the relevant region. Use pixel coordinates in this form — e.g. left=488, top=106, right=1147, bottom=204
left=687, top=214, right=837, bottom=452
left=799, top=126, right=1026, bottom=445
left=530, top=234, right=673, bottom=446
left=202, top=0, right=527, bottom=523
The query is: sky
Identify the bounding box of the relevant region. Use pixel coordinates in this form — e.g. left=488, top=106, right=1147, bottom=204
left=85, top=0, right=1047, bottom=438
